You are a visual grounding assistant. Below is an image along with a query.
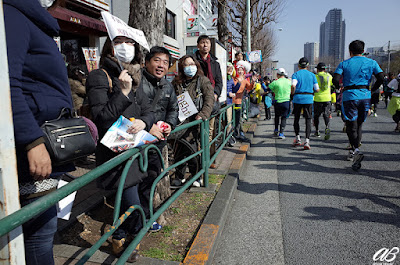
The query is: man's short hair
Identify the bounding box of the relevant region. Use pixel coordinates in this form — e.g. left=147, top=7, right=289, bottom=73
left=349, top=40, right=365, bottom=55
left=197, top=35, right=211, bottom=44
left=145, top=46, right=172, bottom=66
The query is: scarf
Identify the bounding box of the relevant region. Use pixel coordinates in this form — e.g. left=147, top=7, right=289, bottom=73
left=107, top=55, right=141, bottom=91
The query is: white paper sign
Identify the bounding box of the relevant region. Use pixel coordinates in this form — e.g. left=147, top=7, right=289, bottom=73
left=56, top=180, right=77, bottom=220
left=177, top=91, right=198, bottom=122
left=101, top=11, right=150, bottom=51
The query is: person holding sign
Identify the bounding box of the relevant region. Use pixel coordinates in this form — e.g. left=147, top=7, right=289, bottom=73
left=86, top=34, right=154, bottom=261
left=172, top=55, right=215, bottom=186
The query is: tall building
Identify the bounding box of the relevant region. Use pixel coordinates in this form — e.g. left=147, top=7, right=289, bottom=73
left=319, top=8, right=346, bottom=64
left=304, top=42, right=319, bottom=65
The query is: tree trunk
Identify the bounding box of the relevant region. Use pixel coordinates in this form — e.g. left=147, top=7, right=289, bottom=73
left=153, top=145, right=171, bottom=225
left=217, top=0, right=229, bottom=48
left=128, top=0, right=166, bottom=48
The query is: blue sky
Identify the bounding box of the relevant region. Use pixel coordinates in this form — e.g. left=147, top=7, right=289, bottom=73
left=271, top=0, right=400, bottom=76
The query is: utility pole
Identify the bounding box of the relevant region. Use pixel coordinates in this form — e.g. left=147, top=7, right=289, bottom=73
left=387, top=41, right=391, bottom=73
left=0, top=1, right=26, bottom=264
left=246, top=0, right=250, bottom=53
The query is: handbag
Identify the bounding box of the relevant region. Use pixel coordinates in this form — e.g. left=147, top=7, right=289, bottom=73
left=41, top=108, right=96, bottom=166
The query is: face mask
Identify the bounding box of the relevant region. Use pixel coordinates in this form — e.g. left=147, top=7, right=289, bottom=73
left=113, top=43, right=135, bottom=63
left=39, top=0, right=55, bottom=8
left=184, top=65, right=197, bottom=78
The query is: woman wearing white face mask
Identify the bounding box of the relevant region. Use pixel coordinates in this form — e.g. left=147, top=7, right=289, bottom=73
left=173, top=55, right=215, bottom=121
left=86, top=36, right=154, bottom=261
left=171, top=55, right=215, bottom=186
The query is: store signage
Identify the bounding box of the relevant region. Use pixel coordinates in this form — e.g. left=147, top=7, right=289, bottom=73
left=187, top=16, right=199, bottom=33
left=70, top=17, right=81, bottom=24
left=101, top=11, right=150, bottom=51
left=75, top=0, right=109, bottom=12
left=82, top=47, right=99, bottom=72
left=187, top=32, right=199, bottom=37
left=183, top=0, right=196, bottom=15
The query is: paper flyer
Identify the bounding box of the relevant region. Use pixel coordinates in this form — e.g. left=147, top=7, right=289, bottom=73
left=100, top=116, right=158, bottom=152
left=56, top=180, right=77, bottom=220
left=177, top=91, right=199, bottom=122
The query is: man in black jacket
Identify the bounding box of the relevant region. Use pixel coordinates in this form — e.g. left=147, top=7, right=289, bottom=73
left=141, top=46, right=179, bottom=228
left=195, top=35, right=222, bottom=168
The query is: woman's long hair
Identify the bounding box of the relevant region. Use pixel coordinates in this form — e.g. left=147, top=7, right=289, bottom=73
left=99, top=37, right=143, bottom=66
left=174, top=55, right=204, bottom=85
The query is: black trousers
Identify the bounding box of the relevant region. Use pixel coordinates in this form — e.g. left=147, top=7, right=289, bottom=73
left=293, top=103, right=312, bottom=139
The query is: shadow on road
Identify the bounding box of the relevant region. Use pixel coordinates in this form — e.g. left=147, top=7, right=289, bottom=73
left=237, top=181, right=400, bottom=227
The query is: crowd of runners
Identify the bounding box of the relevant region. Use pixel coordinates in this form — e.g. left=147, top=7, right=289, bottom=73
left=256, top=40, right=400, bottom=172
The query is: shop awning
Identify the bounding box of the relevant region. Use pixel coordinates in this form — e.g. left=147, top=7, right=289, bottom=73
left=164, top=44, right=180, bottom=59
left=49, top=7, right=107, bottom=33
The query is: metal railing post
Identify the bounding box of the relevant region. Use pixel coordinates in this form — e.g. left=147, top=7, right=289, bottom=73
left=0, top=2, right=26, bottom=264
left=201, top=120, right=210, bottom=187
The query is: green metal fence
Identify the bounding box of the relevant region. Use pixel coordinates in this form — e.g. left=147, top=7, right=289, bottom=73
left=0, top=104, right=235, bottom=264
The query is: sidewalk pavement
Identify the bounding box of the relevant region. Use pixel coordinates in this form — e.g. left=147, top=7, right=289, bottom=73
left=54, top=120, right=258, bottom=265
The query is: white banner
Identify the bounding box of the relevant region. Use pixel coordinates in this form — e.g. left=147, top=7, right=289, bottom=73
left=101, top=11, right=150, bottom=51
left=177, top=91, right=198, bottom=122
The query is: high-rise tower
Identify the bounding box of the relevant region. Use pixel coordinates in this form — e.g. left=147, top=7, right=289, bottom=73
left=319, top=8, right=346, bottom=64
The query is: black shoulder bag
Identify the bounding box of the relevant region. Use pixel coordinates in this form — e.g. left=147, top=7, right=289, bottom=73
left=41, top=108, right=96, bottom=166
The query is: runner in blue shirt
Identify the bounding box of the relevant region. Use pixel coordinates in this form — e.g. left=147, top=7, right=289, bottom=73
left=291, top=57, right=320, bottom=150
left=333, top=40, right=384, bottom=171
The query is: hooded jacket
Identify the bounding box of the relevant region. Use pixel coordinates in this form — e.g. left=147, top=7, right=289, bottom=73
left=4, top=0, right=74, bottom=189
left=195, top=50, right=223, bottom=98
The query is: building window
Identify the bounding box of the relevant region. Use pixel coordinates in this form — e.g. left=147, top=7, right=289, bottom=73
left=165, top=9, right=176, bottom=39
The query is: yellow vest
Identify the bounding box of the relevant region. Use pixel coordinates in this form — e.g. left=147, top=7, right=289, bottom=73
left=314, top=72, right=332, bottom=102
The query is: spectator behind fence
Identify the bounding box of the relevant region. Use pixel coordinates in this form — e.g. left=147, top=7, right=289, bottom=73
left=4, top=0, right=75, bottom=264
left=195, top=35, right=223, bottom=169
left=261, top=76, right=272, bottom=120
left=86, top=36, right=154, bottom=262
left=232, top=61, right=253, bottom=143
left=172, top=55, right=215, bottom=186
left=67, top=64, right=87, bottom=113
left=140, top=46, right=179, bottom=231
left=226, top=63, right=236, bottom=132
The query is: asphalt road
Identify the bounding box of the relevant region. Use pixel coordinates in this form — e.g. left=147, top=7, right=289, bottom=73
left=212, top=102, right=400, bottom=265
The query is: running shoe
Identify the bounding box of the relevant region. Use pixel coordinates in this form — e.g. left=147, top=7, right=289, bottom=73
left=314, top=131, right=321, bottom=137
left=149, top=222, right=162, bottom=232
left=324, top=128, right=331, bottom=140
left=278, top=133, right=285, bottom=139
left=347, top=150, right=354, bottom=161
left=303, top=142, right=311, bottom=150
left=352, top=150, right=364, bottom=171
left=274, top=129, right=279, bottom=136
left=292, top=138, right=301, bottom=147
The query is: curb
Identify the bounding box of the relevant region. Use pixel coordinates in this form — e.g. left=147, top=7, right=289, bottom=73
left=182, top=123, right=257, bottom=265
